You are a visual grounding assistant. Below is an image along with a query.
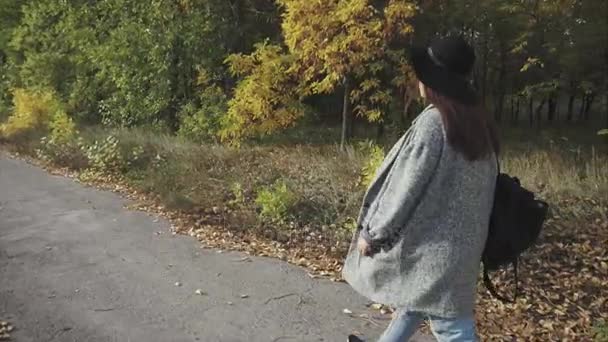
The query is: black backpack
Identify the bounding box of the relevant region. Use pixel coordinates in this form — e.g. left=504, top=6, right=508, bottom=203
left=482, top=165, right=549, bottom=303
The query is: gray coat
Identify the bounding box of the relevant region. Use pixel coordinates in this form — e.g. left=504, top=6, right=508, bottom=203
left=342, top=105, right=497, bottom=318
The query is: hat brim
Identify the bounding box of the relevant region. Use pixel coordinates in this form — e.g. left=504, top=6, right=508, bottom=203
left=411, top=46, right=479, bottom=106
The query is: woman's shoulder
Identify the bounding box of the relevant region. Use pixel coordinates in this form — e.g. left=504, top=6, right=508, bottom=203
left=415, top=104, right=442, bottom=125
left=412, top=105, right=444, bottom=143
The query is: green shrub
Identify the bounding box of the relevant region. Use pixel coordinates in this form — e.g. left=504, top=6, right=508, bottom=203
left=83, top=135, right=126, bottom=174
left=49, top=110, right=77, bottom=144
left=126, top=145, right=146, bottom=168
left=594, top=320, right=608, bottom=342
left=359, top=140, right=385, bottom=188
left=255, top=180, right=296, bottom=223
left=178, top=82, right=227, bottom=143
left=35, top=108, right=83, bottom=168
left=229, top=182, right=246, bottom=207
left=0, top=64, right=12, bottom=122
left=0, top=88, right=63, bottom=140
left=36, top=136, right=88, bottom=169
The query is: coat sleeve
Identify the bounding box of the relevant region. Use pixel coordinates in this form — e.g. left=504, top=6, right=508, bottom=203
left=359, top=113, right=444, bottom=245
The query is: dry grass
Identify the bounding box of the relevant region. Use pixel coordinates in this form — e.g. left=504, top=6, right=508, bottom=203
left=107, top=129, right=366, bottom=232
left=8, top=125, right=606, bottom=233
left=3, top=125, right=607, bottom=340
left=502, top=146, right=608, bottom=199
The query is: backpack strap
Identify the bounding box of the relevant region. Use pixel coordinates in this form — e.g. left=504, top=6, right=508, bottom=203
left=482, top=260, right=518, bottom=304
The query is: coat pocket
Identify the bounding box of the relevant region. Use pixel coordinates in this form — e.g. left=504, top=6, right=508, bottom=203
left=343, top=240, right=400, bottom=296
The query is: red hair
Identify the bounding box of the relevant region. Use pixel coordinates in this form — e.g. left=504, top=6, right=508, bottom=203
left=423, top=84, right=499, bottom=161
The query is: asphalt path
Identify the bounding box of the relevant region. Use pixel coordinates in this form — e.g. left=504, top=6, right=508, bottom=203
left=0, top=154, right=433, bottom=342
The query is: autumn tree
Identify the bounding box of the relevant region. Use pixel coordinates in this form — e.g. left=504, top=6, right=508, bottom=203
left=220, top=42, right=306, bottom=145
left=223, top=0, right=417, bottom=147
left=0, top=0, right=26, bottom=114
left=2, top=0, right=605, bottom=137
left=278, top=0, right=416, bottom=147
left=5, top=0, right=281, bottom=129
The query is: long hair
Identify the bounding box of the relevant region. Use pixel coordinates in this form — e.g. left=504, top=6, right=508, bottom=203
left=423, top=85, right=500, bottom=161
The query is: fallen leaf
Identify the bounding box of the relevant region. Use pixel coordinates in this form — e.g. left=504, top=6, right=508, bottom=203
left=370, top=303, right=384, bottom=310
left=234, top=257, right=252, bottom=262
left=24, top=149, right=607, bottom=342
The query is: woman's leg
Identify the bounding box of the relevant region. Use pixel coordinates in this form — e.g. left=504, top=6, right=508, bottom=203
left=428, top=315, right=477, bottom=342
left=377, top=310, right=424, bottom=342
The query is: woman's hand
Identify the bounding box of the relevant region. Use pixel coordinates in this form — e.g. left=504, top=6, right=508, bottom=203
left=357, top=236, right=372, bottom=256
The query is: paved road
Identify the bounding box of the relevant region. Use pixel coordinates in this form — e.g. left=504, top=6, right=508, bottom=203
left=0, top=155, right=433, bottom=342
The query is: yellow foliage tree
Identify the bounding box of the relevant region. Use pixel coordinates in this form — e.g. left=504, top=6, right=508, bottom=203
left=223, top=1, right=417, bottom=147
left=278, top=0, right=417, bottom=147
left=48, top=109, right=77, bottom=145
left=220, top=42, right=305, bottom=145
left=0, top=88, right=63, bottom=139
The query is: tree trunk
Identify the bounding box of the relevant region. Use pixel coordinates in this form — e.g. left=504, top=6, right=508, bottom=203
left=567, top=94, right=575, bottom=121
left=528, top=98, right=534, bottom=126
left=584, top=94, right=595, bottom=120
left=481, top=37, right=489, bottom=105
left=376, top=121, right=385, bottom=140
left=514, top=97, right=520, bottom=125
left=547, top=96, right=557, bottom=121
left=494, top=43, right=507, bottom=123
left=535, top=98, right=547, bottom=130
left=496, top=92, right=505, bottom=123
left=510, top=96, right=515, bottom=122
left=402, top=88, right=415, bottom=126
left=166, top=33, right=183, bottom=132
left=605, top=92, right=608, bottom=128
left=341, top=77, right=353, bottom=150
left=579, top=95, right=587, bottom=121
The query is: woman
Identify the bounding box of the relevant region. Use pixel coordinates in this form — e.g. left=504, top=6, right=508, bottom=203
left=343, top=35, right=499, bottom=342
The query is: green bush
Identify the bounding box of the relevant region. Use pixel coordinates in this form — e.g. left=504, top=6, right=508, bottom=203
left=48, top=110, right=77, bottom=144
left=36, top=136, right=88, bottom=169
left=359, top=140, right=385, bottom=188
left=594, top=320, right=608, bottom=342
left=178, top=84, right=227, bottom=143
left=33, top=107, right=82, bottom=168
left=229, top=182, right=246, bottom=207
left=83, top=135, right=126, bottom=174
left=255, top=180, right=296, bottom=223
left=0, top=64, right=12, bottom=122
left=0, top=88, right=63, bottom=141
left=126, top=145, right=146, bottom=168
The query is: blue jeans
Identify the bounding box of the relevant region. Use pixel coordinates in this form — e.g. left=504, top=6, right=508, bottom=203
left=378, top=310, right=477, bottom=342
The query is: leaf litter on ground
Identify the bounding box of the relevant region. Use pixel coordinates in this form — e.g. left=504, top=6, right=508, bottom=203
left=12, top=152, right=608, bottom=341
left=0, top=320, right=14, bottom=340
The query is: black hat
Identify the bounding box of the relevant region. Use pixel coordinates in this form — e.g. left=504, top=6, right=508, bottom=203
left=411, top=35, right=479, bottom=105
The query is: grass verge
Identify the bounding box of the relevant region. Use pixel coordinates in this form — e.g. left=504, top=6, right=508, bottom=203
left=1, top=125, right=607, bottom=341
